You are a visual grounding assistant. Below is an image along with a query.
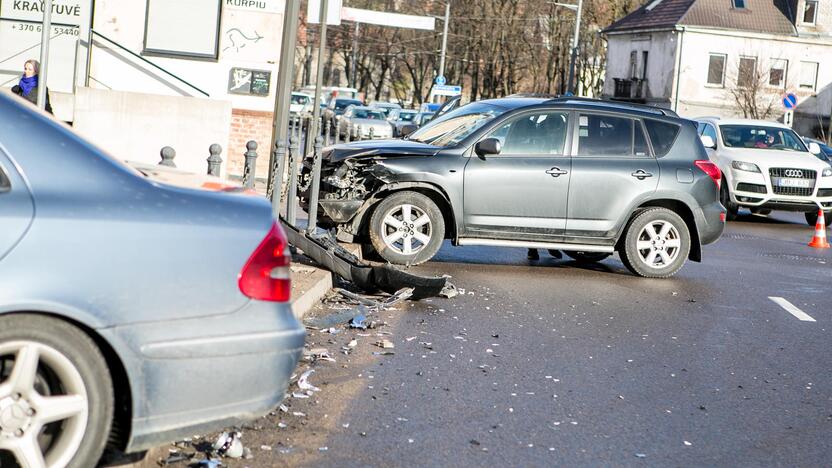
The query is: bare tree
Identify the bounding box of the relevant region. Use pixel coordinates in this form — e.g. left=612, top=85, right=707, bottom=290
left=727, top=58, right=778, bottom=120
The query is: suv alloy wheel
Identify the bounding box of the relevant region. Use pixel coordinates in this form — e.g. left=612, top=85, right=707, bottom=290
left=620, top=208, right=691, bottom=278
left=369, top=191, right=445, bottom=265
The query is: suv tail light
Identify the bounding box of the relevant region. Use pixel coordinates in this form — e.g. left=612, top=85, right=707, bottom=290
left=238, top=223, right=291, bottom=302
left=695, top=160, right=722, bottom=190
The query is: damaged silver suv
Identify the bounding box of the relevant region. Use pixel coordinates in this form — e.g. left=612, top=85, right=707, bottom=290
left=302, top=97, right=725, bottom=278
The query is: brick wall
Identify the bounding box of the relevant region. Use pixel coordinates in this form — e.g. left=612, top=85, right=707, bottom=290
left=227, top=109, right=274, bottom=178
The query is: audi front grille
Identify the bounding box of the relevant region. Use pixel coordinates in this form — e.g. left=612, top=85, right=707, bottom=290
left=769, top=168, right=817, bottom=197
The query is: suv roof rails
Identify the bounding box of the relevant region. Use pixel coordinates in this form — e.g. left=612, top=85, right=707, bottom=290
left=543, top=96, right=679, bottom=118
left=507, top=93, right=559, bottom=99
left=693, top=116, right=721, bottom=121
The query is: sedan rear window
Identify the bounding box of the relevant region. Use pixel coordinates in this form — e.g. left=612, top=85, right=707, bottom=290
left=644, top=120, right=681, bottom=157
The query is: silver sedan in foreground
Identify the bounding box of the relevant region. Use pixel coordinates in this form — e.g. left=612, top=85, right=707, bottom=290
left=0, top=92, right=304, bottom=467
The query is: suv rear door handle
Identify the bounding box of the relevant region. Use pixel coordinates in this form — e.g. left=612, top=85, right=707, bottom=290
left=631, top=170, right=653, bottom=180
left=546, top=167, right=569, bottom=177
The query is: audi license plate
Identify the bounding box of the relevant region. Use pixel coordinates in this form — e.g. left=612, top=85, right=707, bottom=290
left=773, top=178, right=813, bottom=188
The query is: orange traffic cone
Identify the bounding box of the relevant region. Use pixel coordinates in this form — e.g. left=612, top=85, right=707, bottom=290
left=808, top=209, right=830, bottom=249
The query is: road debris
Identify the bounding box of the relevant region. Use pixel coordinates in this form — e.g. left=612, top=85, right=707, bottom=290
left=212, top=432, right=244, bottom=459
left=439, top=282, right=464, bottom=298
left=298, top=369, right=321, bottom=392
left=375, top=339, right=395, bottom=349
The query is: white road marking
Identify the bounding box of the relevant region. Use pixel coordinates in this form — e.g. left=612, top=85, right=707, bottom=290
left=768, top=297, right=816, bottom=322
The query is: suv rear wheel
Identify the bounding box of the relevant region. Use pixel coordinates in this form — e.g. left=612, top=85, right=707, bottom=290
left=369, top=191, right=445, bottom=265
left=620, top=208, right=691, bottom=278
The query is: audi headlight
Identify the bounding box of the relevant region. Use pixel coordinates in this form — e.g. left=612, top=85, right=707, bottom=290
left=731, top=161, right=761, bottom=173
left=823, top=167, right=832, bottom=177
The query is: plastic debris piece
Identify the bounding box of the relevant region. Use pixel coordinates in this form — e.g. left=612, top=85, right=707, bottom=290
left=684, top=441, right=692, bottom=446
left=292, top=411, right=306, bottom=417
left=342, top=423, right=350, bottom=428
left=350, top=315, right=368, bottom=329
left=277, top=422, right=288, bottom=428
left=348, top=339, right=358, bottom=348
left=439, top=282, right=462, bottom=298
left=196, top=459, right=222, bottom=468
left=372, top=351, right=395, bottom=356
left=260, top=445, right=272, bottom=451
left=278, top=404, right=289, bottom=412
left=635, top=453, right=647, bottom=458
left=291, top=392, right=310, bottom=399
left=159, top=452, right=191, bottom=465
left=304, top=305, right=369, bottom=329
left=406, top=336, right=417, bottom=341
left=375, top=339, right=395, bottom=349
left=319, top=447, right=329, bottom=452
left=298, top=369, right=321, bottom=392
left=242, top=447, right=253, bottom=459
left=212, top=432, right=244, bottom=459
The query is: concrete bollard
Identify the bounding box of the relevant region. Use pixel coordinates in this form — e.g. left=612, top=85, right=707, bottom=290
left=207, top=144, right=223, bottom=176
left=269, top=139, right=287, bottom=206
left=242, top=140, right=258, bottom=189
left=159, top=146, right=176, bottom=167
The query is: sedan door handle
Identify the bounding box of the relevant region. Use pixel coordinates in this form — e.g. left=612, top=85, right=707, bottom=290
left=631, top=170, right=654, bottom=180
left=546, top=167, right=569, bottom=178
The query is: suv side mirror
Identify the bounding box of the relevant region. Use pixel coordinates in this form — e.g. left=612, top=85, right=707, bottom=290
left=475, top=138, right=502, bottom=158
left=400, top=124, right=418, bottom=138
left=808, top=142, right=822, bottom=155
left=700, top=135, right=716, bottom=149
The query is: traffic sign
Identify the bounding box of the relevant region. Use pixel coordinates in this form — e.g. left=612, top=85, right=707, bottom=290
left=431, top=84, right=461, bottom=96
left=783, top=93, right=798, bottom=110
left=435, top=75, right=446, bottom=86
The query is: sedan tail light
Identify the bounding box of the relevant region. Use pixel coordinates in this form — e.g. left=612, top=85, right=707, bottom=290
left=238, top=223, right=291, bottom=302
left=695, top=160, right=722, bottom=190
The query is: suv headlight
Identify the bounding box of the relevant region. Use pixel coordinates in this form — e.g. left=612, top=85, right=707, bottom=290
left=731, top=161, right=761, bottom=173
left=823, top=167, right=832, bottom=177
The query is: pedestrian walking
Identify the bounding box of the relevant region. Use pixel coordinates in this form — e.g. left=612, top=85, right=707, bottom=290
left=11, top=59, right=52, bottom=114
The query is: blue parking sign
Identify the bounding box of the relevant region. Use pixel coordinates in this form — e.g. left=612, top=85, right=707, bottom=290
left=783, top=93, right=798, bottom=109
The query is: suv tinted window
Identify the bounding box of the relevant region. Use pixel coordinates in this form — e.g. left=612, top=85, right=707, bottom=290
left=577, top=114, right=644, bottom=157
left=644, top=120, right=681, bottom=156
left=488, top=112, right=569, bottom=155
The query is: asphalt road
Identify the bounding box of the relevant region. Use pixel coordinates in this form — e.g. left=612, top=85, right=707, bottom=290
left=166, top=210, right=832, bottom=467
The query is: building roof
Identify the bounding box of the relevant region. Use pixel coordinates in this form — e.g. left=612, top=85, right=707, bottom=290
left=604, top=0, right=798, bottom=36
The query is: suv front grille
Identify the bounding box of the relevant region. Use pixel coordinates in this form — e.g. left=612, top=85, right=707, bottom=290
left=769, top=168, right=816, bottom=197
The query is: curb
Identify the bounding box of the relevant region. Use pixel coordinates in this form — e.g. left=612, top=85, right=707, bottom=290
left=291, top=264, right=333, bottom=320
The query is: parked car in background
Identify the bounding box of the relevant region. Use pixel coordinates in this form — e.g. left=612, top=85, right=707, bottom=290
left=324, top=98, right=364, bottom=131
left=302, top=97, right=725, bottom=278
left=0, top=92, right=305, bottom=467
left=290, top=92, right=314, bottom=117
left=414, top=111, right=435, bottom=127
left=388, top=109, right=419, bottom=137
left=370, top=102, right=402, bottom=119
left=696, top=118, right=832, bottom=225
left=420, top=102, right=441, bottom=113
left=338, top=106, right=394, bottom=139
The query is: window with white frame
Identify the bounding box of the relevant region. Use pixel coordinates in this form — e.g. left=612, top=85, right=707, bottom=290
left=143, top=0, right=222, bottom=60
left=799, top=61, right=819, bottom=90
left=803, top=0, right=818, bottom=24
left=769, top=59, right=788, bottom=88
left=737, top=57, right=757, bottom=88
left=707, top=53, right=727, bottom=86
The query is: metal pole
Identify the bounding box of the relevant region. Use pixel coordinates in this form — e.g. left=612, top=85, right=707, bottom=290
left=309, top=0, right=329, bottom=157
left=438, top=2, right=450, bottom=80
left=84, top=27, right=93, bottom=87
left=268, top=0, right=301, bottom=216
left=37, top=0, right=53, bottom=110
left=565, top=0, right=584, bottom=96
left=306, top=135, right=324, bottom=234
left=351, top=22, right=359, bottom=87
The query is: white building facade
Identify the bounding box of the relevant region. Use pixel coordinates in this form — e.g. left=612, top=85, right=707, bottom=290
left=602, top=0, right=832, bottom=138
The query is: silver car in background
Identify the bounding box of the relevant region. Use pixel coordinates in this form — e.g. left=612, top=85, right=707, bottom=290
left=338, top=106, right=394, bottom=139
left=0, top=92, right=304, bottom=467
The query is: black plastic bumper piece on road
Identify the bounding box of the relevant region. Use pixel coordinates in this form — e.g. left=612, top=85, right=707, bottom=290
left=279, top=217, right=447, bottom=300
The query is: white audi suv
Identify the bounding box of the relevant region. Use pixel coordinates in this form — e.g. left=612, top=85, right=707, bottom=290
left=696, top=118, right=832, bottom=226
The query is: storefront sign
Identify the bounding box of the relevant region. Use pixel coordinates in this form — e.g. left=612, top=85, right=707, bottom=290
left=224, top=0, right=282, bottom=14
left=228, top=67, right=271, bottom=96
left=0, top=0, right=86, bottom=25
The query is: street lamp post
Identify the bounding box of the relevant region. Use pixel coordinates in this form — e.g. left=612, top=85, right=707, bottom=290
left=553, top=0, right=584, bottom=96
left=37, top=0, right=53, bottom=111
left=438, top=2, right=450, bottom=80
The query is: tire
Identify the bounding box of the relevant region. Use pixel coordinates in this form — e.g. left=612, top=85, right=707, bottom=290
left=805, top=211, right=832, bottom=227
left=563, top=251, right=612, bottom=263
left=720, top=183, right=739, bottom=221
left=0, top=314, right=114, bottom=468
left=369, top=191, right=445, bottom=265
left=619, top=208, right=691, bottom=278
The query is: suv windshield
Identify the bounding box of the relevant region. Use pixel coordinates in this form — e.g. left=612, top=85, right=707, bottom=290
left=720, top=125, right=808, bottom=152
left=408, top=103, right=507, bottom=147
left=397, top=112, right=417, bottom=122
left=291, top=94, right=309, bottom=105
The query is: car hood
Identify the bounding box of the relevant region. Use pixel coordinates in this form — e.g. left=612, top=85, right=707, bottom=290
left=324, top=139, right=441, bottom=163
left=719, top=148, right=831, bottom=171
